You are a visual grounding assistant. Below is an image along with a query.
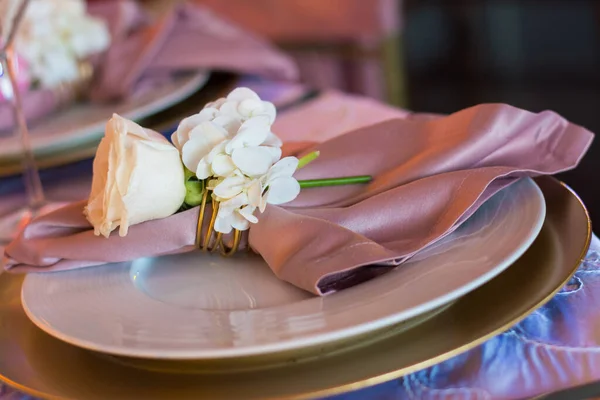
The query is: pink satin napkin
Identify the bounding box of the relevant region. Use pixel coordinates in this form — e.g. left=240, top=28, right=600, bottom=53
left=3, top=103, right=594, bottom=295
left=0, top=0, right=297, bottom=131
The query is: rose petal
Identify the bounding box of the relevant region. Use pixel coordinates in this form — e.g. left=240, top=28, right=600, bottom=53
left=231, top=147, right=274, bottom=177
left=266, top=177, right=300, bottom=205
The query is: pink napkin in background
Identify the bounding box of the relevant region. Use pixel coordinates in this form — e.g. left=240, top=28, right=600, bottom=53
left=0, top=0, right=297, bottom=131
left=273, top=91, right=409, bottom=144
left=87, top=1, right=297, bottom=101
left=3, top=103, right=594, bottom=295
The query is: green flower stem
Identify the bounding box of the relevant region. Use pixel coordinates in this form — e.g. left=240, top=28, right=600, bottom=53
left=297, top=151, right=320, bottom=169
left=184, top=179, right=205, bottom=207
left=298, top=175, right=372, bottom=188
left=184, top=167, right=196, bottom=181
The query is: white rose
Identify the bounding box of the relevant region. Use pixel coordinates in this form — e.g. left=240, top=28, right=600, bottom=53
left=85, top=114, right=186, bottom=238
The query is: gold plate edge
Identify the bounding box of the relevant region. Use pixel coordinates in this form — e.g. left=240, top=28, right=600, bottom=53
left=0, top=178, right=592, bottom=400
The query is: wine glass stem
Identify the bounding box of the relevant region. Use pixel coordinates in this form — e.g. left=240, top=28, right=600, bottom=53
left=1, top=54, right=46, bottom=210
left=1, top=0, right=45, bottom=211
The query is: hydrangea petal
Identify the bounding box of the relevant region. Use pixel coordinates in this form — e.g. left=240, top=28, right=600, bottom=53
left=174, top=108, right=219, bottom=148
left=262, top=102, right=277, bottom=123
left=213, top=175, right=248, bottom=199
left=238, top=98, right=266, bottom=118
left=181, top=122, right=228, bottom=173
left=266, top=177, right=300, bottom=205
left=238, top=206, right=258, bottom=224
left=268, top=157, right=299, bottom=181
left=231, top=147, right=273, bottom=177
left=214, top=213, right=234, bottom=234
left=263, top=131, right=283, bottom=147
left=231, top=212, right=251, bottom=231
left=220, top=192, right=249, bottom=214
left=227, top=87, right=260, bottom=101
left=225, top=115, right=271, bottom=153
left=205, top=98, right=226, bottom=109
left=212, top=115, right=242, bottom=137
left=212, top=154, right=236, bottom=177
left=246, top=180, right=262, bottom=208
left=195, top=159, right=212, bottom=180
left=263, top=145, right=282, bottom=163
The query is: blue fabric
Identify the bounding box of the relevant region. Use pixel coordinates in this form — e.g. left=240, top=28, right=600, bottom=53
left=326, top=240, right=600, bottom=400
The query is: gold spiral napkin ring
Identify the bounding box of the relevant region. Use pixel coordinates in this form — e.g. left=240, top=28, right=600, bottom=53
left=195, top=190, right=241, bottom=256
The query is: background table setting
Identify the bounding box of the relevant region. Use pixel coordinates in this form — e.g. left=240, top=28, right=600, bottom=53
left=1, top=1, right=600, bottom=400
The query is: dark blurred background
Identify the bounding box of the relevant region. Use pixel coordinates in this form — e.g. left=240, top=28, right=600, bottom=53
left=173, top=0, right=600, bottom=223
left=404, top=0, right=600, bottom=223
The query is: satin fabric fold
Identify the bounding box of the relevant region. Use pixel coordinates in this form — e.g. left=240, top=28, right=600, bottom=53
left=3, top=103, right=594, bottom=295
left=0, top=1, right=297, bottom=131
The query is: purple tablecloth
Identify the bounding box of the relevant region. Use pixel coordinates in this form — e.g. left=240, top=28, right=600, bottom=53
left=1, top=80, right=598, bottom=400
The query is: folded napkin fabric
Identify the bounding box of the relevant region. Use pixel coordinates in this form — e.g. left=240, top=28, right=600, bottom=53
left=3, top=104, right=593, bottom=295
left=87, top=1, right=298, bottom=101
left=0, top=1, right=297, bottom=131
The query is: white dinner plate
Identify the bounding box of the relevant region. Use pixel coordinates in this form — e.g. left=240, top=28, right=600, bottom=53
left=21, top=178, right=545, bottom=360
left=0, top=71, right=209, bottom=160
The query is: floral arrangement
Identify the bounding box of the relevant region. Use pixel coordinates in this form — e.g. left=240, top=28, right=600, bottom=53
left=84, top=87, right=369, bottom=254
left=1, top=0, right=110, bottom=91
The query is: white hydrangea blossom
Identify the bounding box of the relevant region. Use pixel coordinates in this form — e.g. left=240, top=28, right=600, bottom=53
left=5, top=0, right=110, bottom=88
left=174, top=87, right=300, bottom=233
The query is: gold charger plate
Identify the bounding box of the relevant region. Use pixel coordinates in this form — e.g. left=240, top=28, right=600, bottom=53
left=0, top=177, right=590, bottom=399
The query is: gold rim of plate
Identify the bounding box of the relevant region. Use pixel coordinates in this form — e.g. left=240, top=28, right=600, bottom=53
left=0, top=176, right=591, bottom=400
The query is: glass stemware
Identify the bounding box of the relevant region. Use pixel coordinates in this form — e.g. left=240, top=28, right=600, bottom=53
left=0, top=0, right=56, bottom=241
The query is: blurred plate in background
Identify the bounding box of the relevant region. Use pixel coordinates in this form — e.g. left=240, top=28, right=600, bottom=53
left=0, top=72, right=209, bottom=161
